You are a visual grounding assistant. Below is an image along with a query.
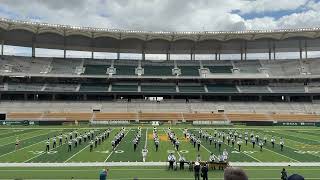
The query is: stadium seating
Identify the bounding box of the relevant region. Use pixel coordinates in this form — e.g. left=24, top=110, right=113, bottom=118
left=141, top=84, right=176, bottom=92
left=238, top=85, right=270, bottom=93
left=143, top=65, right=173, bottom=76
left=94, top=112, right=137, bottom=120
left=226, top=113, right=270, bottom=121
left=178, top=84, right=205, bottom=92
left=114, top=65, right=137, bottom=76
left=233, top=60, right=261, bottom=73
left=183, top=113, right=225, bottom=121
left=139, top=112, right=182, bottom=121
left=179, top=66, right=200, bottom=76
left=83, top=65, right=108, bottom=75
left=44, top=84, right=79, bottom=92
left=111, top=84, right=138, bottom=92
left=80, top=84, right=109, bottom=92
left=42, top=112, right=92, bottom=121
left=8, top=83, right=44, bottom=91
left=206, top=84, right=238, bottom=92
left=205, top=66, right=233, bottom=73
left=50, top=58, right=82, bottom=74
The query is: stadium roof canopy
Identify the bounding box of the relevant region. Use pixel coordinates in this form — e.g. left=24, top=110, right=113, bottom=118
left=1, top=18, right=320, bottom=55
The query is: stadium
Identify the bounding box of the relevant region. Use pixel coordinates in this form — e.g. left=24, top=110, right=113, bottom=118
left=0, top=16, right=319, bottom=180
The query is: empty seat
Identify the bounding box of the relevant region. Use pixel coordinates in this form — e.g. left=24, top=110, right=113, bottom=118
left=205, top=66, right=233, bottom=73
left=115, top=65, right=136, bottom=76
left=111, top=84, right=138, bottom=92
left=179, top=66, right=200, bottom=76
left=141, top=85, right=176, bottom=92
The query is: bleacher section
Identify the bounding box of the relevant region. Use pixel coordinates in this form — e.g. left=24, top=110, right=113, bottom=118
left=83, top=65, right=108, bottom=75
left=8, top=83, right=43, bottom=91
left=79, top=84, right=108, bottom=92
left=238, top=86, right=270, bottom=93
left=44, top=84, right=79, bottom=92
left=179, top=84, right=205, bottom=92
left=206, top=84, right=238, bottom=93
left=50, top=58, right=81, bottom=74
left=205, top=66, right=233, bottom=73
left=141, top=84, right=176, bottom=92
left=111, top=84, right=138, bottom=92
left=2, top=56, right=320, bottom=77
left=113, top=60, right=138, bottom=76
left=233, top=61, right=261, bottom=73
left=269, top=83, right=305, bottom=93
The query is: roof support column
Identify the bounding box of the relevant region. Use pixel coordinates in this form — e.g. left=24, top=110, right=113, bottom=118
left=63, top=36, right=66, bottom=59
left=215, top=53, right=217, bottom=60
left=32, top=36, right=36, bottom=58
left=268, top=48, right=271, bottom=60
left=91, top=33, right=94, bottom=59
left=142, top=51, right=145, bottom=61
left=240, top=51, right=243, bottom=61
left=117, top=52, right=120, bottom=60
left=273, top=46, right=276, bottom=60
left=244, top=48, right=247, bottom=60
left=166, top=53, right=170, bottom=61
left=299, top=40, right=303, bottom=60
left=1, top=40, right=4, bottom=56
left=305, top=40, right=308, bottom=59
left=218, top=53, right=221, bottom=60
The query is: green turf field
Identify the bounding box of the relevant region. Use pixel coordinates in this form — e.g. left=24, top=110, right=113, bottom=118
left=0, top=126, right=318, bottom=179
left=0, top=166, right=318, bottom=179
left=0, top=127, right=319, bottom=163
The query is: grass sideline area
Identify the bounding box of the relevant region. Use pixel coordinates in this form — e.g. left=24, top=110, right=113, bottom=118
left=0, top=166, right=318, bottom=180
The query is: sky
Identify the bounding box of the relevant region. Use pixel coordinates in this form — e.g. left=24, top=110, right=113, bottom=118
left=1, top=0, right=320, bottom=59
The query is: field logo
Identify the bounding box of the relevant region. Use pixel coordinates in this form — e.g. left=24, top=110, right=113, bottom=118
left=294, top=150, right=319, bottom=155
left=232, top=151, right=257, bottom=154
left=28, top=151, right=44, bottom=155
left=115, top=150, right=124, bottom=154
left=167, top=150, right=175, bottom=154
left=95, top=150, right=109, bottom=154
left=179, top=150, right=189, bottom=154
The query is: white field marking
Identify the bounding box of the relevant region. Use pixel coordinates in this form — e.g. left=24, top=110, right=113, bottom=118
left=271, top=130, right=320, bottom=143
left=0, top=130, right=61, bottom=158
left=64, top=129, right=114, bottom=162
left=260, top=131, right=320, bottom=158
left=104, top=128, right=131, bottom=163
left=183, top=129, right=219, bottom=160
left=163, top=129, right=181, bottom=158
left=201, top=129, right=262, bottom=162
left=0, top=129, right=22, bottom=136
left=0, top=130, right=57, bottom=148
left=63, top=130, right=102, bottom=163
left=261, top=146, right=300, bottom=162
left=23, top=130, right=84, bottom=163
left=144, top=128, right=148, bottom=149
left=0, top=129, right=47, bottom=146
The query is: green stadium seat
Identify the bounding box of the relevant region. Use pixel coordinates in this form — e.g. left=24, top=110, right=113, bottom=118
left=206, top=84, right=238, bottom=92
left=84, top=65, right=108, bottom=75
left=141, top=85, right=176, bottom=92
left=112, top=85, right=138, bottom=92
left=80, top=84, right=108, bottom=92
left=143, top=66, right=172, bottom=76
left=179, top=85, right=205, bottom=92
left=115, top=65, right=136, bottom=76
left=205, top=66, right=233, bottom=73
left=179, top=66, right=200, bottom=76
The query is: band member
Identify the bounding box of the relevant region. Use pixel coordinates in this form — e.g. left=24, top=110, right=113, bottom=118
left=280, top=138, right=284, bottom=151
left=45, top=138, right=50, bottom=152
left=53, top=136, right=57, bottom=148
left=168, top=153, right=176, bottom=170
left=271, top=136, right=275, bottom=148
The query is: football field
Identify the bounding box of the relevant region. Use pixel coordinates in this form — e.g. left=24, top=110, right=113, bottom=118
left=0, top=126, right=319, bottom=179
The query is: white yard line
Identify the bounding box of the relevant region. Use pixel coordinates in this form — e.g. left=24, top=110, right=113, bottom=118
left=23, top=130, right=78, bottom=163
left=0, top=130, right=61, bottom=158
left=104, top=129, right=131, bottom=163
left=0, top=130, right=48, bottom=147
left=144, top=128, right=148, bottom=149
